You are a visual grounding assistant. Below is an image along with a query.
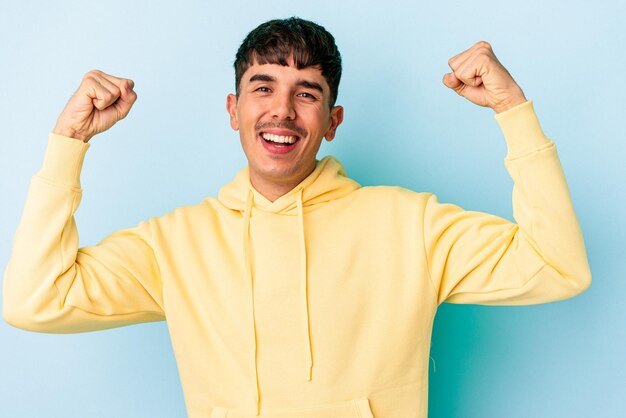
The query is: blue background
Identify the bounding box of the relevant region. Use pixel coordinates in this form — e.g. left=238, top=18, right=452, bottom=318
left=1, top=0, right=624, bottom=417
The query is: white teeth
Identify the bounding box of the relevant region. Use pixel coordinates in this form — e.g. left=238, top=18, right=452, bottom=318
left=261, top=133, right=297, bottom=144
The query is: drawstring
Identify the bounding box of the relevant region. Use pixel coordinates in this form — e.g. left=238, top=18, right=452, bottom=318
left=297, top=189, right=313, bottom=381
left=243, top=188, right=313, bottom=415
left=242, top=190, right=261, bottom=415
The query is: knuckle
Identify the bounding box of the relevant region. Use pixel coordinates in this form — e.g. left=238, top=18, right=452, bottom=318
left=84, top=69, right=100, bottom=79
left=103, top=90, right=115, bottom=101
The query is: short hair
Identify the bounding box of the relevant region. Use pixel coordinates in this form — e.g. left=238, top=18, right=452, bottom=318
left=234, top=17, right=342, bottom=107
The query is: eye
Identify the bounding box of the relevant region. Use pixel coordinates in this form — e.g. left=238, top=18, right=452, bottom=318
left=297, top=92, right=317, bottom=100
left=254, top=86, right=271, bottom=93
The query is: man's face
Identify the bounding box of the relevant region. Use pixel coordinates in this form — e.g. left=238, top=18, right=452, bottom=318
left=226, top=59, right=343, bottom=195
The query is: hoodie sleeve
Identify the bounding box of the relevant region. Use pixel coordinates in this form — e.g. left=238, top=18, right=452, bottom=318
left=422, top=101, right=591, bottom=306
left=2, top=134, right=165, bottom=333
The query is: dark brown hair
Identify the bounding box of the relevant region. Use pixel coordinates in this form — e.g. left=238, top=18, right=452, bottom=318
left=234, top=17, right=342, bottom=107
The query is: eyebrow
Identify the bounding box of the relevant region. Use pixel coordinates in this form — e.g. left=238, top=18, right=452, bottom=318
left=297, top=79, right=324, bottom=94
left=249, top=74, right=275, bottom=83
left=248, top=73, right=324, bottom=94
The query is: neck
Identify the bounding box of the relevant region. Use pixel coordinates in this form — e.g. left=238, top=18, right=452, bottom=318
left=251, top=182, right=295, bottom=202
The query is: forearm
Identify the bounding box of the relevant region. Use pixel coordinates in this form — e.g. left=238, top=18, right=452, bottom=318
left=3, top=134, right=90, bottom=329
left=498, top=101, right=591, bottom=297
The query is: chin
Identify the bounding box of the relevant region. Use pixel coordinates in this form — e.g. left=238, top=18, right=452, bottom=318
left=254, top=159, right=306, bottom=183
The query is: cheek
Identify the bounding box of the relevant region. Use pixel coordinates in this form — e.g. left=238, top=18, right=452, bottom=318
left=303, top=107, right=331, bottom=130
left=240, top=105, right=265, bottom=129
left=318, top=115, right=332, bottom=134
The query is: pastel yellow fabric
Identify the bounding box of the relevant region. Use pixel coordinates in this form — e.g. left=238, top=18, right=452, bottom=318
left=3, top=101, right=591, bottom=418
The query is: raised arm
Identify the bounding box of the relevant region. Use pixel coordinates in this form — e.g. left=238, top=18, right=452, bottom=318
left=3, top=71, right=165, bottom=332
left=422, top=42, right=591, bottom=305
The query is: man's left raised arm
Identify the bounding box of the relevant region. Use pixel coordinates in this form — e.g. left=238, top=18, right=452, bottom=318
left=423, top=42, right=591, bottom=305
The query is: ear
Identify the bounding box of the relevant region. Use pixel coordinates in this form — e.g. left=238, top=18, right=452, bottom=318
left=324, top=105, right=344, bottom=141
left=226, top=94, right=239, bottom=131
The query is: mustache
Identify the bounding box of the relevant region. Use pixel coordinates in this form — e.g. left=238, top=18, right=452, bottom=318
left=255, top=121, right=307, bottom=138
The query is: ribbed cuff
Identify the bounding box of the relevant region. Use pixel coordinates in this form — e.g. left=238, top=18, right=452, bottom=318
left=37, top=133, right=90, bottom=189
left=495, top=100, right=552, bottom=159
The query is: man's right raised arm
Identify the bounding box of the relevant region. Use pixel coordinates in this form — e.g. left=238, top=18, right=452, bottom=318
left=2, top=71, right=165, bottom=333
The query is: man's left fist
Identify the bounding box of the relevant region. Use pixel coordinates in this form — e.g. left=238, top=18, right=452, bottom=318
left=443, top=41, right=527, bottom=114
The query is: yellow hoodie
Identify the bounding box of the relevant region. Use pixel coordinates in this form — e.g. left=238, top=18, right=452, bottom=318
left=3, top=101, right=591, bottom=417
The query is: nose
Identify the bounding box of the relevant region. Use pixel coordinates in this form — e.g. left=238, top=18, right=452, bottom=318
left=270, top=91, right=296, bottom=120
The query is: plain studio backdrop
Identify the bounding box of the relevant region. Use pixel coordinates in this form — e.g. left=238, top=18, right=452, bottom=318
left=0, top=1, right=623, bottom=417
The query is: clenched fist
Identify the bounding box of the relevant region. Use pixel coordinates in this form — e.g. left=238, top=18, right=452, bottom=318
left=443, top=41, right=527, bottom=114
left=53, top=70, right=137, bottom=143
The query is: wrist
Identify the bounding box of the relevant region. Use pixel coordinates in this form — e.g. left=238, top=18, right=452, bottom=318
left=52, top=125, right=90, bottom=143
left=494, top=92, right=528, bottom=114
left=494, top=100, right=551, bottom=159
left=40, top=133, right=90, bottom=189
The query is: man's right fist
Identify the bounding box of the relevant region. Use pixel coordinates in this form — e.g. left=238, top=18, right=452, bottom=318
left=53, top=70, right=137, bottom=143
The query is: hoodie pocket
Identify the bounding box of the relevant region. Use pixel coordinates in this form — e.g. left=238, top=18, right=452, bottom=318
left=210, top=397, right=374, bottom=418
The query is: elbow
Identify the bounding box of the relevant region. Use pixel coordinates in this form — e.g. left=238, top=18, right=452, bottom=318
left=3, top=303, right=30, bottom=331
left=562, top=267, right=592, bottom=300
left=535, top=264, right=592, bottom=304
left=2, top=289, right=62, bottom=333
left=574, top=269, right=592, bottom=295
left=2, top=282, right=34, bottom=331
left=2, top=268, right=72, bottom=332
left=3, top=301, right=41, bottom=332
left=3, top=305, right=69, bottom=333
left=2, top=286, right=20, bottom=329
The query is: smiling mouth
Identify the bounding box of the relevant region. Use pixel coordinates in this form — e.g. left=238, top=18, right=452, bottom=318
left=260, top=132, right=300, bottom=145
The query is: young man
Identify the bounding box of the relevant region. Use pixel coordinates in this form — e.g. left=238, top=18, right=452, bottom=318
left=3, top=17, right=590, bottom=418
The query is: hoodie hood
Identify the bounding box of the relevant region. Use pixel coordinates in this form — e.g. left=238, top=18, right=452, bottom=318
left=217, top=156, right=360, bottom=415
left=218, top=156, right=361, bottom=214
